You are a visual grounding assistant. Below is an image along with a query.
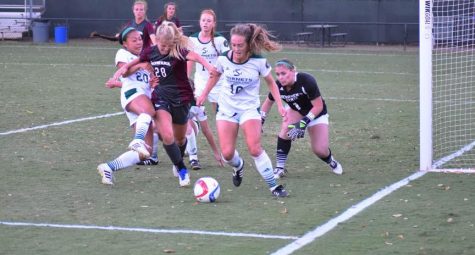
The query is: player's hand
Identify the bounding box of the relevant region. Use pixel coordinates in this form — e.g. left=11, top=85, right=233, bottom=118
left=105, top=78, right=122, bottom=88
left=150, top=76, right=159, bottom=88
left=287, top=116, right=311, bottom=141
left=213, top=151, right=224, bottom=167
left=196, top=94, right=206, bottom=106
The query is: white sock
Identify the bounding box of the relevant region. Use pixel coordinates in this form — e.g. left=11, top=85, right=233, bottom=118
left=186, top=128, right=198, bottom=156
left=134, top=113, right=152, bottom=140
left=223, top=150, right=241, bottom=168
left=252, top=151, right=277, bottom=189
left=107, top=150, right=141, bottom=171
left=151, top=133, right=159, bottom=160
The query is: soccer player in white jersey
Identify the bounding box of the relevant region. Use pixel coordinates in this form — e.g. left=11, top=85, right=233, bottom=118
left=196, top=23, right=289, bottom=197
left=97, top=27, right=156, bottom=185
left=187, top=9, right=229, bottom=112
left=261, top=59, right=343, bottom=179
left=186, top=9, right=229, bottom=169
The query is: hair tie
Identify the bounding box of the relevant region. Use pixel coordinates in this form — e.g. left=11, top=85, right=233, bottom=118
left=275, top=60, right=295, bottom=70
left=120, top=27, right=136, bottom=43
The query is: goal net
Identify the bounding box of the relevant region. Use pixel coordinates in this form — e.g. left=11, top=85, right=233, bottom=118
left=420, top=0, right=475, bottom=172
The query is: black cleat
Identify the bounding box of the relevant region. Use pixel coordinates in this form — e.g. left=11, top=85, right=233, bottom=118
left=271, top=185, right=289, bottom=197
left=137, top=158, right=159, bottom=166
left=190, top=159, right=202, bottom=170
left=232, top=159, right=244, bottom=187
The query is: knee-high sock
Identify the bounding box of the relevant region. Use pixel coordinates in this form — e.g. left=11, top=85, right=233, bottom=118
left=151, top=133, right=159, bottom=160
left=134, top=113, right=152, bottom=140
left=223, top=150, right=242, bottom=168
left=178, top=138, right=187, bottom=158
left=276, top=136, right=292, bottom=169
left=163, top=142, right=186, bottom=170
left=253, top=151, right=277, bottom=189
left=186, top=128, right=198, bottom=160
left=319, top=148, right=333, bottom=164
left=107, top=150, right=141, bottom=172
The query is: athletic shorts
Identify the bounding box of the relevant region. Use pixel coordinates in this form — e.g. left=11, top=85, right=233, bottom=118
left=120, top=83, right=152, bottom=126
left=153, top=99, right=190, bottom=125
left=216, top=107, right=261, bottom=125
left=308, top=113, right=329, bottom=127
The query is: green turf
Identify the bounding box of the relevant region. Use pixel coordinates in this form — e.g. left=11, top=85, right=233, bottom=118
left=0, top=40, right=473, bottom=255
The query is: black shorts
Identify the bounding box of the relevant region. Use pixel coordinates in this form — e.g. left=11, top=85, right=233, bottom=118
left=153, top=99, right=190, bottom=125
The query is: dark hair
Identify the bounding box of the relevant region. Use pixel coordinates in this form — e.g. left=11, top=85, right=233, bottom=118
left=159, top=2, right=177, bottom=22
left=118, top=27, right=137, bottom=45
left=275, top=59, right=295, bottom=70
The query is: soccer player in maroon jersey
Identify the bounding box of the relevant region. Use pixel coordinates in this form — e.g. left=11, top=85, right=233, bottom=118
left=111, top=22, right=217, bottom=187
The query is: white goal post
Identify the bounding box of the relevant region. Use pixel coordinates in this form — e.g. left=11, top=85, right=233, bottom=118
left=419, top=0, right=475, bottom=173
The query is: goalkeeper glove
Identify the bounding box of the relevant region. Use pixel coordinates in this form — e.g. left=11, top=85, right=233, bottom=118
left=287, top=116, right=311, bottom=140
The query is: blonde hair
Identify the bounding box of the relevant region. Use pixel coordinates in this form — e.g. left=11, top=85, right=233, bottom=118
left=155, top=21, right=191, bottom=60
left=200, top=9, right=219, bottom=54
left=230, top=23, right=281, bottom=54
left=133, top=0, right=148, bottom=20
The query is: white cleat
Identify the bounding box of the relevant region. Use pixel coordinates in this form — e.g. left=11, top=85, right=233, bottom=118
left=273, top=167, right=288, bottom=179
left=329, top=157, right=343, bottom=175
left=128, top=139, right=150, bottom=159
left=97, top=163, right=114, bottom=185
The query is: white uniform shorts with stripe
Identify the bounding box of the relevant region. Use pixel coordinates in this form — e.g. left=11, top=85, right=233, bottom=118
left=216, top=107, right=261, bottom=125
left=308, top=113, right=329, bottom=127
left=120, top=83, right=152, bottom=126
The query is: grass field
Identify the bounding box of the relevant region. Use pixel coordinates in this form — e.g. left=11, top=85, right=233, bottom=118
left=0, top=40, right=473, bottom=255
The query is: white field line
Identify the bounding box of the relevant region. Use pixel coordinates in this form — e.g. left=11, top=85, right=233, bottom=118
left=271, top=142, right=473, bottom=255
left=0, top=44, right=414, bottom=58
left=0, top=221, right=298, bottom=240
left=0, top=62, right=113, bottom=68
left=0, top=112, right=124, bottom=136
left=0, top=62, right=415, bottom=76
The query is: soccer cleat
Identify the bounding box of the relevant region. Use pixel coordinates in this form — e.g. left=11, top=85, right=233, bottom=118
left=97, top=163, right=114, bottom=185
left=178, top=168, right=190, bottom=187
left=128, top=139, right=150, bottom=159
left=137, top=158, right=159, bottom=166
left=190, top=159, right=202, bottom=170
left=232, top=159, right=244, bottom=187
left=329, top=157, right=343, bottom=175
left=273, top=167, right=288, bottom=179
left=271, top=185, right=289, bottom=197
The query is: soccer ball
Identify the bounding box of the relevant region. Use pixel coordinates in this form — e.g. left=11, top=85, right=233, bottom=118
left=193, top=177, right=220, bottom=203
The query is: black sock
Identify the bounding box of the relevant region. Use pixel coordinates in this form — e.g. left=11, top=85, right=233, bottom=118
left=276, top=136, right=292, bottom=168
left=319, top=148, right=332, bottom=164
left=163, top=142, right=186, bottom=169
left=178, top=138, right=187, bottom=158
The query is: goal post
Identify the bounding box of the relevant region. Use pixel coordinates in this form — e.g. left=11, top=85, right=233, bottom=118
left=419, top=0, right=475, bottom=173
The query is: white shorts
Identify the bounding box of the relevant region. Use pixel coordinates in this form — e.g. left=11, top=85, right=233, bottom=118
left=120, top=82, right=152, bottom=126
left=308, top=113, right=329, bottom=127
left=216, top=107, right=261, bottom=125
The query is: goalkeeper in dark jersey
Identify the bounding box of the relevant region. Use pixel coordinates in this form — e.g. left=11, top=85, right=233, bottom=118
left=261, top=59, right=343, bottom=178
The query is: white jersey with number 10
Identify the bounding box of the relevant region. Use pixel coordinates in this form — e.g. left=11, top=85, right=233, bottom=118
left=216, top=52, right=271, bottom=113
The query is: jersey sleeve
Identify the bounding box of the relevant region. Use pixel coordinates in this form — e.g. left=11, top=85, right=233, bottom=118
left=301, top=73, right=321, bottom=100
left=259, top=59, right=272, bottom=77
left=114, top=49, right=128, bottom=66
left=216, top=36, right=230, bottom=53
left=215, top=55, right=225, bottom=74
